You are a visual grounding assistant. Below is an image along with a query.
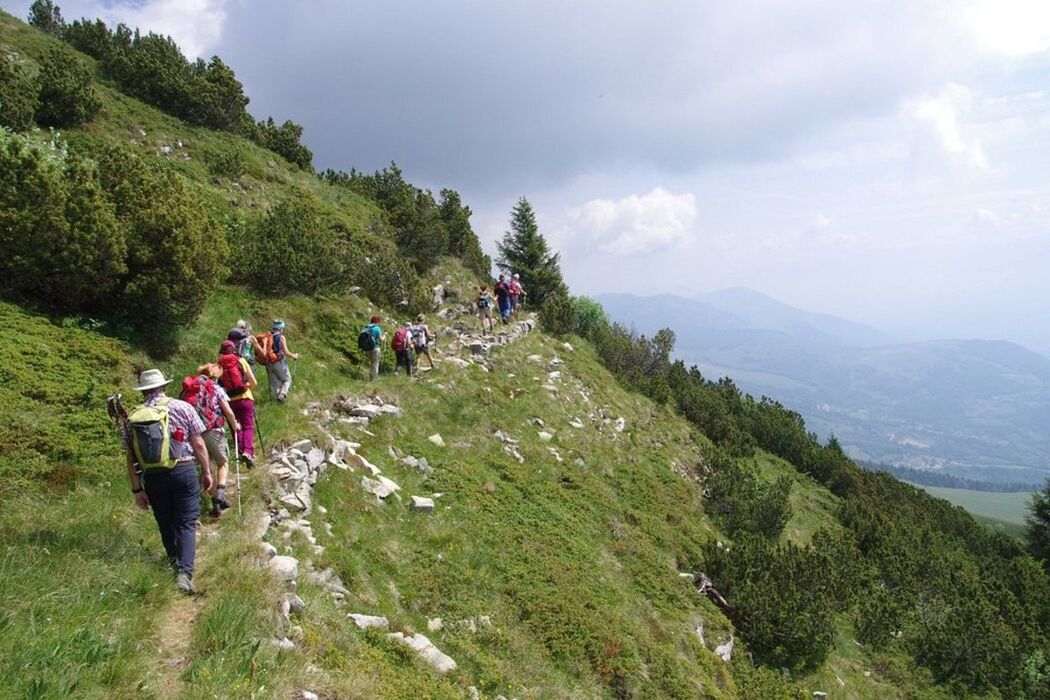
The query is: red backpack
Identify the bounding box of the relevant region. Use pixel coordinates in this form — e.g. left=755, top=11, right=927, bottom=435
left=181, top=375, right=224, bottom=430
left=218, top=354, right=248, bottom=398
left=391, top=327, right=409, bottom=352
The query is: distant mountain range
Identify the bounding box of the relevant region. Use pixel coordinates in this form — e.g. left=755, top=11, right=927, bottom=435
left=596, top=289, right=1050, bottom=484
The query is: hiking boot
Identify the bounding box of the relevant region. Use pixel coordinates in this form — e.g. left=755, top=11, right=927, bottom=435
left=175, top=572, right=197, bottom=595
left=213, top=490, right=230, bottom=513
left=241, top=453, right=255, bottom=469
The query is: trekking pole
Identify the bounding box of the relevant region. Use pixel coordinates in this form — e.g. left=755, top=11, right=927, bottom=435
left=233, top=429, right=242, bottom=518
left=254, top=414, right=265, bottom=454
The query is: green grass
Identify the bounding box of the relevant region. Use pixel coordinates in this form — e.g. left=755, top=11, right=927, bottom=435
left=910, top=483, right=1033, bottom=527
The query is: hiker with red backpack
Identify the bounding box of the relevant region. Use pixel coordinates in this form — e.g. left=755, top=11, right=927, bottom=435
left=124, top=369, right=213, bottom=595
left=218, top=339, right=258, bottom=467
left=391, top=323, right=415, bottom=377
left=257, top=319, right=300, bottom=402
left=182, top=364, right=240, bottom=517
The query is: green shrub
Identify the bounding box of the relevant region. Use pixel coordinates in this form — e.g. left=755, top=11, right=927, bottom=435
left=204, top=147, right=247, bottom=179
left=540, top=288, right=577, bottom=336
left=240, top=195, right=341, bottom=295
left=35, top=45, right=101, bottom=127
left=0, top=131, right=125, bottom=311
left=0, top=55, right=38, bottom=131
left=247, top=117, right=313, bottom=169
left=572, top=296, right=608, bottom=337
left=707, top=456, right=792, bottom=539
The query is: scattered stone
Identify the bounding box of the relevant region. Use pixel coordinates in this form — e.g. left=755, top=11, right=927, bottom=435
left=261, top=542, right=278, bottom=559
left=538, top=431, right=554, bottom=442
left=427, top=617, right=444, bottom=632
left=345, top=451, right=382, bottom=476
left=301, top=691, right=319, bottom=700
left=813, top=693, right=828, bottom=700
left=614, top=417, right=626, bottom=432
left=504, top=444, right=525, bottom=463
left=568, top=418, right=585, bottom=429
left=268, top=555, right=299, bottom=582
left=414, top=457, right=431, bottom=474
left=306, top=447, right=325, bottom=470
left=428, top=433, right=445, bottom=447
left=695, top=622, right=705, bottom=647
left=361, top=476, right=400, bottom=500
left=562, top=342, right=574, bottom=351
left=290, top=439, right=313, bottom=452
left=679, top=572, right=695, bottom=582
left=348, top=613, right=390, bottom=630
left=379, top=404, right=404, bottom=417
left=254, top=514, right=272, bottom=539
left=410, top=496, right=436, bottom=512
left=272, top=637, right=295, bottom=651
left=572, top=458, right=586, bottom=467
left=547, top=447, right=563, bottom=462
left=286, top=593, right=306, bottom=615
left=715, top=635, right=734, bottom=662
left=445, top=357, right=471, bottom=368
left=387, top=632, right=457, bottom=674
left=548, top=371, right=561, bottom=382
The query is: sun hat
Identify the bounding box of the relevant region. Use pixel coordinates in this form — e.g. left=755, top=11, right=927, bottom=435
left=513, top=273, right=520, bottom=279
left=272, top=319, right=286, bottom=330
left=134, top=368, right=172, bottom=392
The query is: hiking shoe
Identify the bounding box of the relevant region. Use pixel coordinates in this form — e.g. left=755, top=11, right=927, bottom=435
left=241, top=453, right=255, bottom=469
left=175, top=572, right=197, bottom=595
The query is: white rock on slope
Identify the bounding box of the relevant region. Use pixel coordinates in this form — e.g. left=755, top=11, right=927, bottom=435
left=387, top=632, right=458, bottom=673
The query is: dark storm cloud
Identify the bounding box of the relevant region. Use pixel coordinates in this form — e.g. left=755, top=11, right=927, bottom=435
left=215, top=0, right=952, bottom=190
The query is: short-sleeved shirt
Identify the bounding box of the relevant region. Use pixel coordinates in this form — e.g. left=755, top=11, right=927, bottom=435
left=495, top=282, right=510, bottom=301
left=367, top=324, right=382, bottom=342
left=125, top=391, right=205, bottom=464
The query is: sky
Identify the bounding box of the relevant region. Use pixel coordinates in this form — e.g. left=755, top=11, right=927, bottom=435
left=13, top=0, right=1050, bottom=352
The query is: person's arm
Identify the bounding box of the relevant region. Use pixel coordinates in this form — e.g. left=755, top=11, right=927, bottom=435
left=250, top=335, right=264, bottom=355
left=283, top=337, right=300, bottom=360
left=242, top=361, right=258, bottom=389
left=127, top=452, right=149, bottom=510
left=220, top=398, right=240, bottom=433
left=191, top=434, right=213, bottom=491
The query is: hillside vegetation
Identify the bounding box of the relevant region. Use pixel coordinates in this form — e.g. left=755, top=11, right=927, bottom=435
left=2, top=6, right=1050, bottom=699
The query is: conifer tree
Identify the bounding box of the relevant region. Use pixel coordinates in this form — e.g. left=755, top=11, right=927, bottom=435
left=1026, top=479, right=1050, bottom=565
left=28, top=0, right=64, bottom=35
left=496, top=196, right=565, bottom=306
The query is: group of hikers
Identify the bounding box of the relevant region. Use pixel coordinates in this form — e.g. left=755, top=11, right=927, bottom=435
left=476, top=273, right=526, bottom=333
left=121, top=273, right=526, bottom=594
left=357, top=313, right=435, bottom=380
left=122, top=318, right=299, bottom=594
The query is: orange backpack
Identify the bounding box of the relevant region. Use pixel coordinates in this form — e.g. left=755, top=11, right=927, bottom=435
left=255, top=332, right=281, bottom=365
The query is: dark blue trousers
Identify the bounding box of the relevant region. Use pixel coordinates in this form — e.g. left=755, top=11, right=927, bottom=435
left=143, top=463, right=200, bottom=577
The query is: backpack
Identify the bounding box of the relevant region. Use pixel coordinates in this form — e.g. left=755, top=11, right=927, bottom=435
left=411, top=325, right=427, bottom=349
left=128, top=397, right=177, bottom=469
left=236, top=336, right=255, bottom=366
left=391, top=327, right=409, bottom=353
left=358, top=326, right=378, bottom=352
left=218, top=353, right=248, bottom=398
left=256, top=332, right=281, bottom=365
left=477, top=295, right=490, bottom=309
left=181, top=375, right=225, bottom=431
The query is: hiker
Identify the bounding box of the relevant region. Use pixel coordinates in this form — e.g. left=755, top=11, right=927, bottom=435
left=182, top=365, right=240, bottom=517
left=392, top=323, right=415, bottom=376
left=510, top=273, right=526, bottom=314
left=358, top=316, right=385, bottom=381
left=495, top=274, right=512, bottom=323
left=476, top=285, right=494, bottom=333
left=261, top=319, right=299, bottom=401
left=227, top=319, right=262, bottom=368
left=124, top=369, right=213, bottom=595
left=218, top=339, right=258, bottom=467
left=411, top=314, right=435, bottom=369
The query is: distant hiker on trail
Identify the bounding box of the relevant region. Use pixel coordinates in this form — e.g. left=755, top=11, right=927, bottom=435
left=411, top=313, right=435, bottom=370
left=391, top=322, right=415, bottom=377
left=358, top=316, right=384, bottom=381
left=258, top=319, right=299, bottom=401
left=510, top=273, right=525, bottom=314
left=495, top=274, right=512, bottom=323
left=476, top=285, right=494, bottom=333
left=124, top=369, right=212, bottom=595
left=227, top=319, right=262, bottom=368
left=218, top=340, right=258, bottom=467
left=182, top=365, right=240, bottom=517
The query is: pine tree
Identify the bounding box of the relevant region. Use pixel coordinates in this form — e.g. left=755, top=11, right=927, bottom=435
left=496, top=197, right=565, bottom=306
left=28, top=0, right=64, bottom=36
left=1026, top=478, right=1050, bottom=565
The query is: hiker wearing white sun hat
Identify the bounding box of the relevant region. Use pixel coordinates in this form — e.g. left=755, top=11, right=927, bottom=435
left=124, top=368, right=213, bottom=595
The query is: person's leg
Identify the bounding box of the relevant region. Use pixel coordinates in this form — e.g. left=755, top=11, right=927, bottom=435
left=232, top=399, right=254, bottom=459
left=172, top=465, right=201, bottom=578
left=202, top=430, right=229, bottom=512
left=266, top=364, right=280, bottom=398
left=143, top=470, right=177, bottom=566
left=370, top=347, right=381, bottom=380
left=406, top=349, right=414, bottom=377
left=277, top=359, right=292, bottom=400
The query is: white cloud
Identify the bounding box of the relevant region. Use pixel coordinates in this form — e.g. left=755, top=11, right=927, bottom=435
left=565, top=188, right=697, bottom=255
left=965, top=0, right=1050, bottom=56
left=913, top=83, right=989, bottom=168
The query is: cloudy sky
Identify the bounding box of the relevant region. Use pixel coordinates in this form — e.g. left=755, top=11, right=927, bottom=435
left=14, top=0, right=1050, bottom=351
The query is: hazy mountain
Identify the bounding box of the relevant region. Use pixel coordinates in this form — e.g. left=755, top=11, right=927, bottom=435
left=597, top=290, right=1050, bottom=483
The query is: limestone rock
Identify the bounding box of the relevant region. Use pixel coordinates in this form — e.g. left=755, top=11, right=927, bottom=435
left=427, top=617, right=444, bottom=632
left=290, top=439, right=313, bottom=452
left=286, top=593, right=306, bottom=615
left=306, top=447, right=325, bottom=470
left=614, top=417, right=626, bottom=432
left=538, top=431, right=554, bottom=442
left=569, top=418, right=585, bottom=429
left=411, top=496, right=436, bottom=512
left=527, top=354, right=543, bottom=362
left=813, top=693, right=828, bottom=700
left=260, top=542, right=278, bottom=559
left=348, top=404, right=381, bottom=419
left=715, top=634, right=734, bottom=662
left=345, top=451, right=382, bottom=476
left=301, top=691, right=319, bottom=700
left=348, top=613, right=390, bottom=630
left=379, top=404, right=404, bottom=417
left=387, top=632, right=457, bottom=673
left=272, top=637, right=295, bottom=651
left=428, top=433, right=445, bottom=447
left=268, top=555, right=299, bottom=582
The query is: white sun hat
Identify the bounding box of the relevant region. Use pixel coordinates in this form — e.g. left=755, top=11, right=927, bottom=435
left=134, top=368, right=173, bottom=392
